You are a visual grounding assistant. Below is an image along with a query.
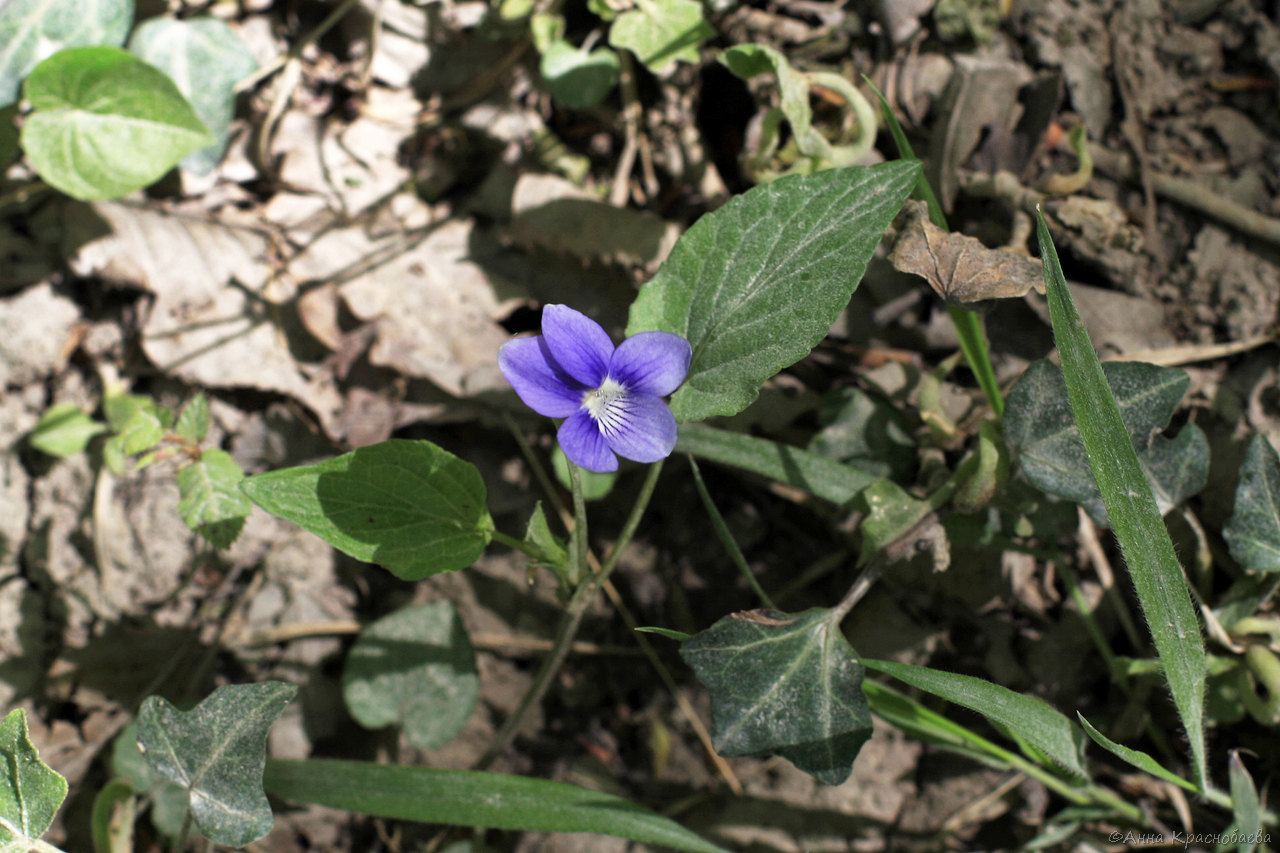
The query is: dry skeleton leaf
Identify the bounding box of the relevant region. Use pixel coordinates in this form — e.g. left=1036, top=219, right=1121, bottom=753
left=889, top=201, right=1045, bottom=307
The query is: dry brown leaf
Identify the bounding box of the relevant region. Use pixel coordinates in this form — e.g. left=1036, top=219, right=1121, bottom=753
left=889, top=201, right=1045, bottom=307
left=288, top=217, right=521, bottom=397
left=67, top=202, right=345, bottom=434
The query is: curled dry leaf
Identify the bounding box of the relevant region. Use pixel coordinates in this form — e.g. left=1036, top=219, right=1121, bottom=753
left=889, top=201, right=1045, bottom=308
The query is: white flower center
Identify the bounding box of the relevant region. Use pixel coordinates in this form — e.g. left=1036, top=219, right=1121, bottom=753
left=582, top=378, right=627, bottom=426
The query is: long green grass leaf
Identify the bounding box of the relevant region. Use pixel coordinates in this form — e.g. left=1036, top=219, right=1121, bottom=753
left=263, top=759, right=730, bottom=853
left=1036, top=211, right=1207, bottom=789
left=863, top=659, right=1087, bottom=781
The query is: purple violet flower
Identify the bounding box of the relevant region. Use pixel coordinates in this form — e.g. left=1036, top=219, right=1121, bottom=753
left=499, top=304, right=692, bottom=473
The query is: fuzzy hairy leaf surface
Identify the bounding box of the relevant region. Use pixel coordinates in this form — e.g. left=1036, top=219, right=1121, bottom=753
left=1035, top=212, right=1206, bottom=788
left=864, top=660, right=1087, bottom=781
left=627, top=161, right=919, bottom=422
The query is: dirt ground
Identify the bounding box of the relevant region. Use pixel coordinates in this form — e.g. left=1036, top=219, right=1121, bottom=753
left=3, top=0, right=1279, bottom=850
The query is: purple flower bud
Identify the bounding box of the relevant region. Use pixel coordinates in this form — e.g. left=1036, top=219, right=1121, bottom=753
left=498, top=305, right=691, bottom=473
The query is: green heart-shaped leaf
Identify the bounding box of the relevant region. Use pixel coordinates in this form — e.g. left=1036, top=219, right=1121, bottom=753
left=241, top=439, right=493, bottom=580
left=343, top=601, right=480, bottom=749
left=21, top=46, right=213, bottom=200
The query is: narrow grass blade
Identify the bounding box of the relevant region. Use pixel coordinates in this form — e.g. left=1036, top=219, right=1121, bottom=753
left=263, top=759, right=730, bottom=853
left=1036, top=211, right=1207, bottom=789
left=863, top=659, right=1087, bottom=781
left=1076, top=714, right=1197, bottom=793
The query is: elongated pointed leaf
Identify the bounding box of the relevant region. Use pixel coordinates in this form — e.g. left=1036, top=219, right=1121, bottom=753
left=0, top=708, right=67, bottom=846
left=1227, top=751, right=1262, bottom=852
left=1076, top=714, right=1196, bottom=792
left=681, top=608, right=871, bottom=785
left=1036, top=212, right=1206, bottom=789
left=343, top=601, right=480, bottom=749
left=1005, top=359, right=1208, bottom=525
left=128, top=17, right=257, bottom=174
left=1224, top=434, right=1280, bottom=574
left=177, top=449, right=251, bottom=548
left=676, top=423, right=877, bottom=505
left=21, top=46, right=213, bottom=200
left=264, top=758, right=730, bottom=853
left=137, top=682, right=296, bottom=847
left=0, top=0, right=133, bottom=107
left=864, top=659, right=1086, bottom=781
left=627, top=161, right=920, bottom=422
left=241, top=439, right=493, bottom=580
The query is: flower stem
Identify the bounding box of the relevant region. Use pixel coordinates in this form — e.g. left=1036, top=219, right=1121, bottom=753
left=687, top=455, right=776, bottom=609
left=473, top=461, right=665, bottom=770
left=566, top=459, right=589, bottom=588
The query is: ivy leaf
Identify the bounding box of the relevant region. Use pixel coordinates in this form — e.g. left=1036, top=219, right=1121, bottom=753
left=343, top=602, right=480, bottom=750
left=1224, top=435, right=1280, bottom=574
left=136, top=682, right=297, bottom=847
left=241, top=439, right=493, bottom=581
left=0, top=0, right=133, bottom=107
left=540, top=41, right=619, bottom=109
left=0, top=708, right=68, bottom=848
left=1004, top=359, right=1208, bottom=525
left=21, top=46, right=213, bottom=200
left=127, top=16, right=257, bottom=175
left=28, top=403, right=108, bottom=457
left=177, top=449, right=251, bottom=548
left=608, top=0, right=712, bottom=73
left=627, top=161, right=919, bottom=422
left=680, top=608, right=871, bottom=785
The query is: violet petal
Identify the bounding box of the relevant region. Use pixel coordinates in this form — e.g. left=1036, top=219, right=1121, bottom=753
left=597, top=392, right=678, bottom=464
left=610, top=332, right=691, bottom=398
left=558, top=410, right=619, bottom=472
left=498, top=336, right=584, bottom=418
left=541, top=304, right=614, bottom=388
